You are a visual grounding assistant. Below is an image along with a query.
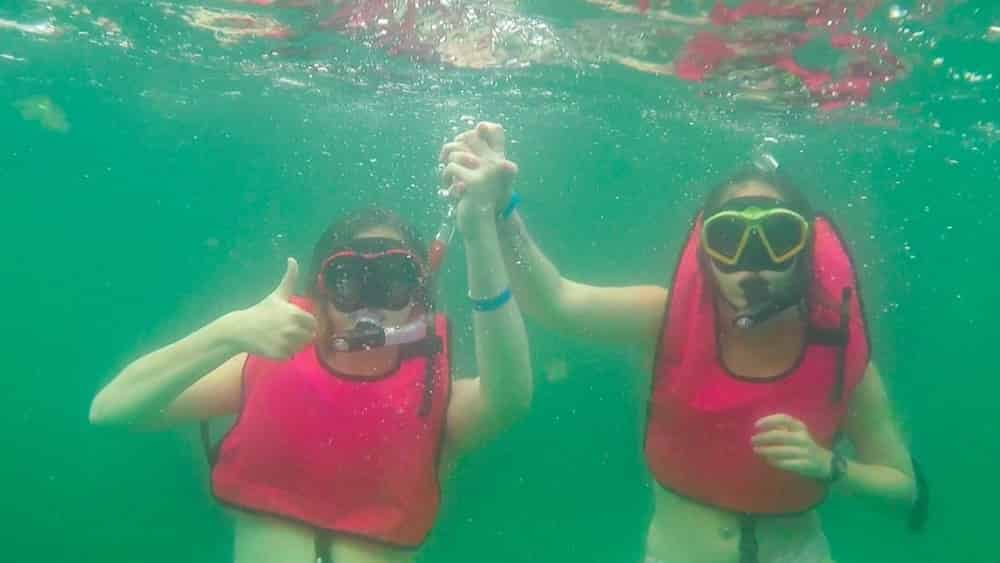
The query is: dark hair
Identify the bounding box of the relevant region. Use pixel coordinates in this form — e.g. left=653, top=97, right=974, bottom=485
left=702, top=167, right=815, bottom=219
left=307, top=207, right=432, bottom=307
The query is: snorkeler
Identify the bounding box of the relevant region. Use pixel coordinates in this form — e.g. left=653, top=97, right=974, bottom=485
left=90, top=196, right=532, bottom=562
left=439, top=122, right=926, bottom=563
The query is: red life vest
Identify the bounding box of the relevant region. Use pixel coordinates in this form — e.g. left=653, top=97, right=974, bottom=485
left=209, top=297, right=451, bottom=547
left=645, top=215, right=870, bottom=515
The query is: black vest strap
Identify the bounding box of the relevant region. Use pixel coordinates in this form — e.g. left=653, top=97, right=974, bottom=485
left=200, top=421, right=218, bottom=466
left=807, top=327, right=847, bottom=347
left=401, top=335, right=442, bottom=358
left=828, top=287, right=852, bottom=403
left=315, top=532, right=332, bottom=563
left=807, top=287, right=853, bottom=404
left=416, top=320, right=441, bottom=417
left=739, top=514, right=759, bottom=563
left=393, top=317, right=444, bottom=417
left=909, top=458, right=929, bottom=532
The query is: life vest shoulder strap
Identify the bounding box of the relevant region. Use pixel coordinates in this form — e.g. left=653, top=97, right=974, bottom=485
left=807, top=286, right=853, bottom=346
left=806, top=327, right=847, bottom=347
left=805, top=287, right=853, bottom=403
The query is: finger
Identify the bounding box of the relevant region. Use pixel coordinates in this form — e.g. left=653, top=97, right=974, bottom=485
left=266, top=344, right=294, bottom=361
left=499, top=158, right=519, bottom=176
left=446, top=181, right=467, bottom=199
left=756, top=452, right=803, bottom=470
left=453, top=130, right=476, bottom=144
left=454, top=129, right=488, bottom=152
left=286, top=326, right=314, bottom=345
left=283, top=331, right=313, bottom=352
left=755, top=413, right=806, bottom=431
left=291, top=310, right=318, bottom=332
left=442, top=162, right=475, bottom=187
left=477, top=122, right=506, bottom=151
left=273, top=257, right=298, bottom=300
left=439, top=141, right=469, bottom=163
left=750, top=429, right=803, bottom=447
left=439, top=176, right=464, bottom=198
left=771, top=458, right=811, bottom=473
left=758, top=430, right=810, bottom=447
left=752, top=445, right=805, bottom=461
left=445, top=150, right=481, bottom=169
left=438, top=172, right=466, bottom=198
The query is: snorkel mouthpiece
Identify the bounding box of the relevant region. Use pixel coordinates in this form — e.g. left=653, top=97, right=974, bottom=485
left=732, top=276, right=802, bottom=330
left=735, top=302, right=786, bottom=330
left=331, top=309, right=429, bottom=352
left=332, top=321, right=385, bottom=352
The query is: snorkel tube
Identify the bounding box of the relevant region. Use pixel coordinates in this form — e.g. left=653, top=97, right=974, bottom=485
left=329, top=197, right=455, bottom=352
left=730, top=141, right=805, bottom=330
left=428, top=202, right=456, bottom=274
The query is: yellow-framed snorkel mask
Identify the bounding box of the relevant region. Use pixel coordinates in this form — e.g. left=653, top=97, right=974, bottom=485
left=701, top=202, right=810, bottom=271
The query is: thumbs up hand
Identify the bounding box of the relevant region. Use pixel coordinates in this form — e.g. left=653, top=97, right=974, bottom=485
left=233, top=258, right=318, bottom=360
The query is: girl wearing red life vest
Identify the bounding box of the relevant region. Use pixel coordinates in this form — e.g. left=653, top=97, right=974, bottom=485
left=440, top=122, right=925, bottom=563
left=90, top=199, right=533, bottom=563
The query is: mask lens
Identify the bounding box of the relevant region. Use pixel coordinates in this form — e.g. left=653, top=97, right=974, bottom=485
left=368, top=254, right=421, bottom=310
left=705, top=215, right=748, bottom=262
left=323, top=256, right=365, bottom=312
left=761, top=213, right=806, bottom=260
left=741, top=231, right=794, bottom=272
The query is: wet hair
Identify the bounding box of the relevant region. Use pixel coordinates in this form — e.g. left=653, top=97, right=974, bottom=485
left=702, top=167, right=815, bottom=218
left=307, top=207, right=432, bottom=308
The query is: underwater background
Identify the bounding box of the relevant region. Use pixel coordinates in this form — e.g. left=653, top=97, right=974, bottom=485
left=2, top=1, right=998, bottom=562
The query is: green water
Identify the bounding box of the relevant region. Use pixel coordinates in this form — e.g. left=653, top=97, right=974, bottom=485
left=2, top=1, right=998, bottom=562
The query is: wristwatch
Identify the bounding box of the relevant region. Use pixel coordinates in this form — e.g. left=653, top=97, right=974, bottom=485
left=827, top=451, right=848, bottom=483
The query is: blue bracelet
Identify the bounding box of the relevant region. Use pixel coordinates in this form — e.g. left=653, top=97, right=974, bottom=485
left=470, top=288, right=512, bottom=312
left=499, top=192, right=520, bottom=220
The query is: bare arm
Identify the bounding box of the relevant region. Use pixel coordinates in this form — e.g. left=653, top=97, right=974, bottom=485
left=443, top=185, right=533, bottom=456
left=497, top=211, right=667, bottom=350
left=441, top=122, right=667, bottom=355
left=835, top=363, right=917, bottom=512
left=90, top=258, right=316, bottom=427
left=89, top=314, right=246, bottom=426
